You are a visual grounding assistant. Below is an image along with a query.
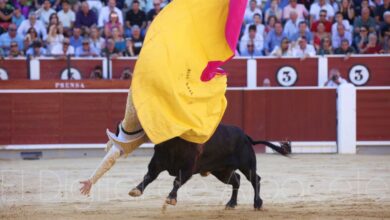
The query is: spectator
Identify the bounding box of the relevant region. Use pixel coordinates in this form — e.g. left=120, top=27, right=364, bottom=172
left=317, top=36, right=333, bottom=54
left=57, top=0, right=75, bottom=29
left=13, top=0, right=32, bottom=19
left=339, top=0, right=355, bottom=24
left=353, top=7, right=376, bottom=35
left=283, top=11, right=302, bottom=39
left=125, top=0, right=146, bottom=37
left=147, top=0, right=163, bottom=24
left=324, top=68, right=347, bottom=87
left=265, top=0, right=283, bottom=22
left=264, top=0, right=290, bottom=11
left=48, top=12, right=61, bottom=28
left=355, top=25, right=369, bottom=51
left=24, top=27, right=40, bottom=46
left=34, top=0, right=61, bottom=11
left=98, top=0, right=123, bottom=28
left=291, top=21, right=312, bottom=43
left=298, top=0, right=314, bottom=11
left=26, top=40, right=46, bottom=57
left=264, top=21, right=286, bottom=55
left=311, top=9, right=332, bottom=32
left=309, top=0, right=335, bottom=22
left=376, top=0, right=390, bottom=22
left=8, top=41, right=23, bottom=57
left=70, top=26, right=83, bottom=49
left=244, top=0, right=262, bottom=24
left=380, top=11, right=390, bottom=42
left=382, top=37, right=390, bottom=53
left=36, top=0, right=56, bottom=27
left=89, top=26, right=104, bottom=55
left=265, top=15, right=277, bottom=34
left=112, top=27, right=126, bottom=53
left=104, top=11, right=124, bottom=38
left=120, top=67, right=132, bottom=80
left=101, top=38, right=121, bottom=58
left=0, top=0, right=13, bottom=33
left=75, top=38, right=98, bottom=57
left=332, top=12, right=352, bottom=39
left=240, top=24, right=264, bottom=56
left=282, top=0, right=309, bottom=21
left=46, top=24, right=63, bottom=53
left=355, top=0, right=375, bottom=17
left=313, top=22, right=330, bottom=50
left=89, top=65, right=103, bottom=79
left=0, top=23, right=23, bottom=56
left=292, top=36, right=316, bottom=58
left=12, top=7, right=26, bottom=28
left=332, top=23, right=352, bottom=48
left=123, top=38, right=135, bottom=56
left=360, top=33, right=382, bottom=53
left=87, top=0, right=103, bottom=15
left=334, top=38, right=356, bottom=54
left=51, top=37, right=74, bottom=56
left=127, top=25, right=143, bottom=55
left=17, top=12, right=47, bottom=39
left=75, top=2, right=97, bottom=30
left=244, top=13, right=265, bottom=39
left=270, top=37, right=293, bottom=56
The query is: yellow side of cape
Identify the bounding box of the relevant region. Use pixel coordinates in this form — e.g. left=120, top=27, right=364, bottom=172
left=132, top=0, right=233, bottom=144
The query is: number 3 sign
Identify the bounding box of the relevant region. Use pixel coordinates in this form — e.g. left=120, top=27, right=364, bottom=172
left=276, top=66, right=298, bottom=87
left=348, top=64, right=370, bottom=86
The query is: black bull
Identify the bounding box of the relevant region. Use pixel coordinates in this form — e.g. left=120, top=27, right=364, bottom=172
left=128, top=124, right=291, bottom=210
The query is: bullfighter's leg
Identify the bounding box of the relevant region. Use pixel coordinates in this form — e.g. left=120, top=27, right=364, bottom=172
left=211, top=170, right=241, bottom=209
left=240, top=168, right=262, bottom=210
left=166, top=170, right=193, bottom=205
left=129, top=156, right=163, bottom=197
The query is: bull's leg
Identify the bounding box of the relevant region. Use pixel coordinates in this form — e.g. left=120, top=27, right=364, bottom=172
left=212, top=170, right=241, bottom=209
left=129, top=156, right=163, bottom=197
left=240, top=168, right=262, bottom=210
left=166, top=170, right=192, bottom=205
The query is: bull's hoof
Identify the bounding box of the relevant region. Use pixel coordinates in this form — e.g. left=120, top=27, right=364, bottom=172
left=165, top=197, right=177, bottom=206
left=129, top=188, right=142, bottom=197
left=254, top=198, right=263, bottom=210
left=225, top=200, right=237, bottom=210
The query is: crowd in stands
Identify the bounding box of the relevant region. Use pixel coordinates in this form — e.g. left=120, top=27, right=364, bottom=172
left=0, top=0, right=389, bottom=59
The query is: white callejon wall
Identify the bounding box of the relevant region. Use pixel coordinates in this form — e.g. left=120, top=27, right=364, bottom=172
left=318, top=56, right=328, bottom=87
left=337, top=83, right=357, bottom=154
left=30, top=59, right=40, bottom=80
left=247, top=59, right=257, bottom=88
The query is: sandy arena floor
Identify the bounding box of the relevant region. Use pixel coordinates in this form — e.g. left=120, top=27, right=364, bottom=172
left=1, top=154, right=390, bottom=220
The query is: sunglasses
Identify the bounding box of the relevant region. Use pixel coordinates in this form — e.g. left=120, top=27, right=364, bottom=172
left=11, top=44, right=18, bottom=47
left=320, top=14, right=327, bottom=17
left=63, top=42, right=70, bottom=45
left=360, top=29, right=367, bottom=32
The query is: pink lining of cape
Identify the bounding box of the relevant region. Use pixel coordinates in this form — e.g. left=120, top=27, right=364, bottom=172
left=200, top=0, right=248, bottom=81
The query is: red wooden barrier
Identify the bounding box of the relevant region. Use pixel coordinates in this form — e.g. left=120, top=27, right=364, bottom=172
left=256, top=58, right=318, bottom=87
left=357, top=89, right=390, bottom=140
left=40, top=58, right=104, bottom=80
left=222, top=59, right=247, bottom=87
left=328, top=56, right=390, bottom=86
left=111, top=58, right=137, bottom=79
left=0, top=59, right=29, bottom=79
left=0, top=89, right=337, bottom=153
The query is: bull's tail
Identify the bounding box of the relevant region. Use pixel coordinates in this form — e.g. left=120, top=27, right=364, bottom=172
left=246, top=135, right=291, bottom=156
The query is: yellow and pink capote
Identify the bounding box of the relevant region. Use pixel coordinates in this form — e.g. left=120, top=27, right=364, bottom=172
left=132, top=0, right=247, bottom=144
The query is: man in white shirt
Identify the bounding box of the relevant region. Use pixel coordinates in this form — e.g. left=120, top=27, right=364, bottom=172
left=324, top=68, right=347, bottom=87
left=240, top=24, right=264, bottom=56
left=282, top=0, right=308, bottom=20
left=36, top=0, right=56, bottom=27
left=58, top=0, right=75, bottom=29
left=51, top=37, right=75, bottom=56
left=283, top=11, right=302, bottom=40
left=309, top=0, right=335, bottom=22
left=244, top=0, right=262, bottom=24
left=331, top=12, right=351, bottom=40
left=244, top=13, right=265, bottom=38
left=292, top=36, right=316, bottom=58
left=17, top=12, right=47, bottom=40
left=98, top=0, right=124, bottom=28
left=332, top=23, right=352, bottom=49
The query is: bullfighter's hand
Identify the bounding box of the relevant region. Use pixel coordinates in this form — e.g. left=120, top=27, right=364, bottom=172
left=79, top=179, right=92, bottom=196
